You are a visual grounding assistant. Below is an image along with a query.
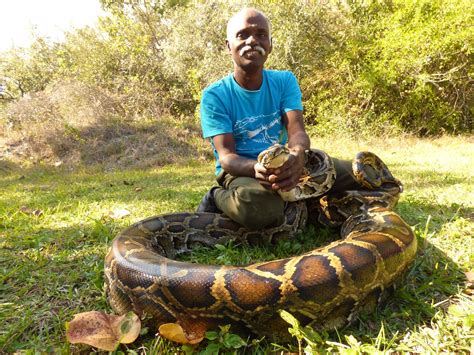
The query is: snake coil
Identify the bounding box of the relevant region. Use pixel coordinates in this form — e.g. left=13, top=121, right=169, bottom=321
left=104, top=147, right=416, bottom=340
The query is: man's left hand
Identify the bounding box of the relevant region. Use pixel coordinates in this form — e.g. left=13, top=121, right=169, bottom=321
left=267, top=150, right=305, bottom=191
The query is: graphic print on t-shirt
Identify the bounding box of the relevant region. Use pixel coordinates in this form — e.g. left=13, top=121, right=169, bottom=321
left=233, top=111, right=281, bottom=146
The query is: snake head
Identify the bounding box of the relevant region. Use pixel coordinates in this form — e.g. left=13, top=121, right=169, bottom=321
left=257, top=144, right=290, bottom=169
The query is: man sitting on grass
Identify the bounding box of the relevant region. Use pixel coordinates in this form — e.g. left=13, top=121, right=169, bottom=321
left=197, top=8, right=359, bottom=229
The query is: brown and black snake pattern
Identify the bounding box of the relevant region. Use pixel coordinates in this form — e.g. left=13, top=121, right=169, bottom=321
left=104, top=148, right=417, bottom=339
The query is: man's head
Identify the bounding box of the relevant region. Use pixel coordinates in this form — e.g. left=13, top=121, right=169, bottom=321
left=226, top=8, right=272, bottom=73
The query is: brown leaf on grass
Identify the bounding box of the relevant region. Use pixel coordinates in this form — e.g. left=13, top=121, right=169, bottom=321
left=158, top=323, right=204, bottom=344
left=465, top=271, right=474, bottom=294
left=19, top=206, right=43, bottom=217
left=108, top=208, right=131, bottom=220
left=66, top=311, right=141, bottom=351
left=465, top=271, right=474, bottom=283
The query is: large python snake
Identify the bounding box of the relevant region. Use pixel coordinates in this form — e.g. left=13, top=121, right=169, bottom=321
left=104, top=145, right=417, bottom=341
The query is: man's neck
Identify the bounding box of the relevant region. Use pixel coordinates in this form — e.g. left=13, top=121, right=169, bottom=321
left=233, top=67, right=264, bottom=90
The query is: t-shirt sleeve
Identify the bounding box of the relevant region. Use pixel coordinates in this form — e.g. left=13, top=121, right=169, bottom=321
left=281, top=72, right=303, bottom=113
left=200, top=87, right=233, bottom=139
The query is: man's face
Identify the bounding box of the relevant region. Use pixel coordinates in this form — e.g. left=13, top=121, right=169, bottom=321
left=226, top=11, right=272, bottom=72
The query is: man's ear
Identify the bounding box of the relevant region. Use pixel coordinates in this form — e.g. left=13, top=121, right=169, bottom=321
left=226, top=40, right=231, bottom=53
left=268, top=37, right=273, bottom=54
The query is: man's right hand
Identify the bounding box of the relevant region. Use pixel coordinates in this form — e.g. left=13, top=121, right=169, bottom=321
left=253, top=161, right=274, bottom=189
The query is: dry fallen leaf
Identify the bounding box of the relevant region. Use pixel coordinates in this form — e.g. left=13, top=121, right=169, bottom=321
left=465, top=271, right=474, bottom=283
left=465, top=271, right=474, bottom=294
left=66, top=311, right=140, bottom=351
left=159, top=323, right=204, bottom=344
left=19, top=206, right=44, bottom=217
left=108, top=208, right=131, bottom=220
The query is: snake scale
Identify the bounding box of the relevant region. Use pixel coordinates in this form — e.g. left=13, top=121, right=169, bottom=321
left=104, top=145, right=417, bottom=340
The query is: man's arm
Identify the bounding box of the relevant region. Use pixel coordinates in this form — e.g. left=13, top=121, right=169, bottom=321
left=268, top=110, right=310, bottom=191
left=212, top=110, right=309, bottom=191
left=285, top=109, right=310, bottom=155
left=213, top=133, right=274, bottom=188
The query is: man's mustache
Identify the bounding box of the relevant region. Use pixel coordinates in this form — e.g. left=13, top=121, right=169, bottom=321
left=239, top=45, right=266, bottom=57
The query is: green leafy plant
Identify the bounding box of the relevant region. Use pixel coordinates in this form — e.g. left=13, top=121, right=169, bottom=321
left=448, top=302, right=474, bottom=329
left=279, top=310, right=325, bottom=353
left=182, top=325, right=247, bottom=355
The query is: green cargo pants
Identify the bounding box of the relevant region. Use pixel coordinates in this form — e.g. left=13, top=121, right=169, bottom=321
left=213, top=158, right=360, bottom=230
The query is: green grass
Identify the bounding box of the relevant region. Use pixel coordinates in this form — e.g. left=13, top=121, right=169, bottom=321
left=1, top=135, right=473, bottom=353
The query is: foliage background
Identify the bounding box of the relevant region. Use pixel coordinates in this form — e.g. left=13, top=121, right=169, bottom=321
left=0, top=1, right=472, bottom=353
left=0, top=0, right=472, bottom=167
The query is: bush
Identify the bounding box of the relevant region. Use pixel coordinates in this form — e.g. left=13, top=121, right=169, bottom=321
left=303, top=0, right=473, bottom=135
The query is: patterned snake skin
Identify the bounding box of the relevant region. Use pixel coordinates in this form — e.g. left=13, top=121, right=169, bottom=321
left=104, top=146, right=417, bottom=340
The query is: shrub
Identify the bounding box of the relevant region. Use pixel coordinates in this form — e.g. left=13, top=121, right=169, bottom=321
left=303, top=0, right=473, bottom=135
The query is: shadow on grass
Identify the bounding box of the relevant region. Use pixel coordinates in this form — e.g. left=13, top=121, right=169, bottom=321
left=0, top=159, right=21, bottom=173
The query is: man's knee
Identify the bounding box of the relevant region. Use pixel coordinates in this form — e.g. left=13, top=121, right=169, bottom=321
left=217, top=183, right=285, bottom=229
left=236, top=187, right=284, bottom=229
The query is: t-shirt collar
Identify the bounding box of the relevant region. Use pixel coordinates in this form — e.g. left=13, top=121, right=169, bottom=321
left=231, top=70, right=265, bottom=93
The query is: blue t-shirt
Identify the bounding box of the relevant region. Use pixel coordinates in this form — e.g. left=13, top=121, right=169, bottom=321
left=200, top=69, right=303, bottom=175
